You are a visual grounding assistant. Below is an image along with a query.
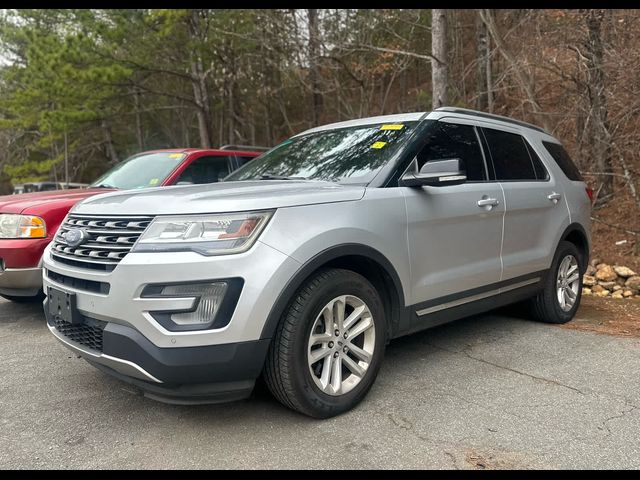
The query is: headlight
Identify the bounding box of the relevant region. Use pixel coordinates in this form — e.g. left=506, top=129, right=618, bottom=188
left=132, top=210, right=273, bottom=256
left=0, top=214, right=46, bottom=239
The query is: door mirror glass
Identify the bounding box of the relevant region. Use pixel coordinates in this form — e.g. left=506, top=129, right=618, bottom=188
left=399, top=158, right=467, bottom=187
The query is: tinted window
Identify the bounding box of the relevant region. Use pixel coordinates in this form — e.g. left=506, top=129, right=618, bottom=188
left=416, top=122, right=487, bottom=181
left=542, top=141, right=583, bottom=181
left=525, top=142, right=549, bottom=180
left=236, top=156, right=256, bottom=167
left=177, top=156, right=231, bottom=184
left=482, top=128, right=539, bottom=181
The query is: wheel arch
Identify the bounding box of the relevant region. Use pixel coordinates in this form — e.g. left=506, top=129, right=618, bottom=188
left=260, top=244, right=407, bottom=342
left=560, top=223, right=590, bottom=270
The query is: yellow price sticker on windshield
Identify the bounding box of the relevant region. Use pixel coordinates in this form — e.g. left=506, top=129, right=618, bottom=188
left=168, top=153, right=184, bottom=159
left=149, top=178, right=159, bottom=185
left=371, top=141, right=387, bottom=149
left=380, top=124, right=404, bottom=130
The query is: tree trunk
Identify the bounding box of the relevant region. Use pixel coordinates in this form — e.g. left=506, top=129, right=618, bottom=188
left=308, top=9, right=323, bottom=126
left=190, top=57, right=212, bottom=149
left=583, top=9, right=613, bottom=200
left=227, top=71, right=235, bottom=145
left=133, top=87, right=144, bottom=151
left=187, top=10, right=212, bottom=149
left=101, top=120, right=118, bottom=164
left=431, top=9, right=448, bottom=109
left=475, top=10, right=489, bottom=111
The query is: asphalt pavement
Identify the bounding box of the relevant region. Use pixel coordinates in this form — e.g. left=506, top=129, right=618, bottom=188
left=1, top=297, right=639, bottom=469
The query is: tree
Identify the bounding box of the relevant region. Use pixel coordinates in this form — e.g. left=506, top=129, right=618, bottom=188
left=431, top=9, right=448, bottom=109
left=582, top=9, right=613, bottom=200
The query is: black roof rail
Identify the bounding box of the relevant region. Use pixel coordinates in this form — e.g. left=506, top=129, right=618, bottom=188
left=219, top=144, right=271, bottom=152
left=435, top=107, right=548, bottom=134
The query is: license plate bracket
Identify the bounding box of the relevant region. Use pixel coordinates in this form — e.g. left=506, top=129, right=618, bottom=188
left=48, top=287, right=82, bottom=325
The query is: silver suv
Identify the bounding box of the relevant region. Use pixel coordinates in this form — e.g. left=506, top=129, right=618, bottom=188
left=43, top=107, right=591, bottom=418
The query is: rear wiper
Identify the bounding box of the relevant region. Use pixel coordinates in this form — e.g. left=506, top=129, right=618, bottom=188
left=259, top=174, right=306, bottom=181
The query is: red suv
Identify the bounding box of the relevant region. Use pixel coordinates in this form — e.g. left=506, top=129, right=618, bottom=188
left=0, top=147, right=263, bottom=302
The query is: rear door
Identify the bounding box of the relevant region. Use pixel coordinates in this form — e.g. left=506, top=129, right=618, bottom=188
left=480, top=126, right=570, bottom=281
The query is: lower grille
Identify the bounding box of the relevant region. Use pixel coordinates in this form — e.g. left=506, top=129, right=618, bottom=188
left=46, top=269, right=110, bottom=295
left=53, top=316, right=106, bottom=353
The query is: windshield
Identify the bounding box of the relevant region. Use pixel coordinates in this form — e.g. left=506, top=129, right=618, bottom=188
left=90, top=152, right=187, bottom=189
left=226, top=121, right=418, bottom=185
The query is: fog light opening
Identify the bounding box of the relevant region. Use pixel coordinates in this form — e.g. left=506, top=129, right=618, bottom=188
left=161, top=282, right=228, bottom=326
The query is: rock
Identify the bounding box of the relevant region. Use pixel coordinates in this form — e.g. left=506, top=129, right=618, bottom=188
left=596, top=289, right=610, bottom=297
left=590, top=257, right=601, bottom=267
left=583, top=275, right=596, bottom=286
left=625, top=276, right=640, bottom=291
left=582, top=288, right=592, bottom=295
left=596, top=263, right=608, bottom=270
left=623, top=290, right=634, bottom=298
left=614, top=266, right=637, bottom=278
left=586, top=265, right=597, bottom=276
left=592, top=284, right=605, bottom=294
left=598, top=281, right=617, bottom=291
left=595, top=265, right=617, bottom=282
left=613, top=285, right=622, bottom=291
left=612, top=291, right=624, bottom=299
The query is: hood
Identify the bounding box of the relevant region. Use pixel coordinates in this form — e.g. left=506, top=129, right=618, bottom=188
left=72, top=181, right=365, bottom=216
left=0, top=188, right=115, bottom=215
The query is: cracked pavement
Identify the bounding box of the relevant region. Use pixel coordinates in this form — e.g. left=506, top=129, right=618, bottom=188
left=1, top=298, right=640, bottom=469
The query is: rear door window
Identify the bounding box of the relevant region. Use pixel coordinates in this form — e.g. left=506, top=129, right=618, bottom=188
left=481, top=128, right=547, bottom=181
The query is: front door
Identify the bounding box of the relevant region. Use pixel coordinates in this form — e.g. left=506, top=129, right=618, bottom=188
left=403, top=120, right=504, bottom=309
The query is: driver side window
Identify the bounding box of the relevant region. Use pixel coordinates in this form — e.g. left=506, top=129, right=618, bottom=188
left=416, top=122, right=488, bottom=182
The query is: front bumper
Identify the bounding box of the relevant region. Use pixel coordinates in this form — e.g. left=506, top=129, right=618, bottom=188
left=45, top=302, right=270, bottom=404
left=0, top=267, right=42, bottom=297
left=42, top=240, right=301, bottom=402
left=0, top=238, right=47, bottom=296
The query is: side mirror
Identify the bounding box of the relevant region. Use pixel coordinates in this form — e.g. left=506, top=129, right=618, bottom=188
left=399, top=158, right=467, bottom=187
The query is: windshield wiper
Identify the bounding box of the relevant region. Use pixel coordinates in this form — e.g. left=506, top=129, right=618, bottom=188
left=259, top=173, right=307, bottom=181
left=92, top=183, right=117, bottom=189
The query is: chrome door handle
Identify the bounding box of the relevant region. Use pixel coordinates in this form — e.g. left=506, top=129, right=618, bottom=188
left=548, top=192, right=562, bottom=203
left=477, top=197, right=499, bottom=208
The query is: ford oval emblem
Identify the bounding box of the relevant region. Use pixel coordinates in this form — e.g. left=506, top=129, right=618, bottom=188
left=64, top=228, right=89, bottom=247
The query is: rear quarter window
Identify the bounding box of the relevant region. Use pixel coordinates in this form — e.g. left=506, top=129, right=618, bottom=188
left=542, top=141, right=583, bottom=181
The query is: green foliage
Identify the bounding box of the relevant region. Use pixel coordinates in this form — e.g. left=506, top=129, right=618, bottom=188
left=0, top=9, right=135, bottom=183
left=4, top=157, right=60, bottom=183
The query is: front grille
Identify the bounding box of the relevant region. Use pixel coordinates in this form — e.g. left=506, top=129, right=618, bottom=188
left=51, top=214, right=153, bottom=271
left=53, top=316, right=107, bottom=353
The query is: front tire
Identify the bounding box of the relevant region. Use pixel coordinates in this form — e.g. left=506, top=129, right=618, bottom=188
left=264, top=268, right=386, bottom=418
left=529, top=241, right=583, bottom=324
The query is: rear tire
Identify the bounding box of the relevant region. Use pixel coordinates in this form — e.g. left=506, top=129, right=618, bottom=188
left=264, top=268, right=386, bottom=418
left=529, top=241, right=583, bottom=324
left=0, top=290, right=45, bottom=304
